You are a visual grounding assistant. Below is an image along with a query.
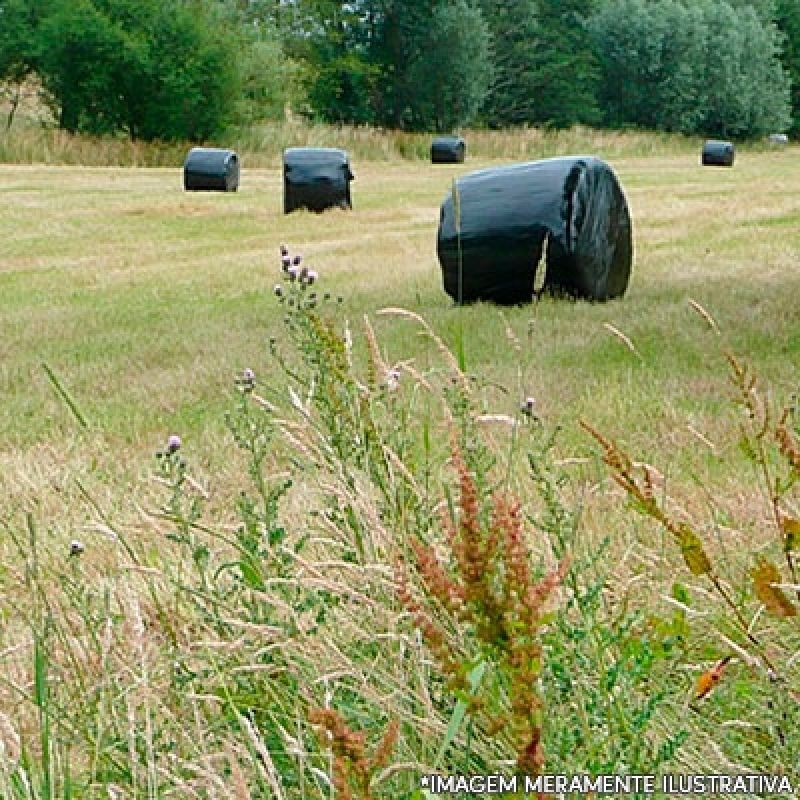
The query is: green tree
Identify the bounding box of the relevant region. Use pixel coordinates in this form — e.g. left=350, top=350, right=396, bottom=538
left=589, top=0, right=790, bottom=137
left=405, top=0, right=492, bottom=131
left=30, top=0, right=292, bottom=140
left=0, top=0, right=40, bottom=127
left=525, top=0, right=600, bottom=128
left=35, top=0, right=142, bottom=133
left=476, top=0, right=541, bottom=127
left=773, top=0, right=800, bottom=132
left=302, top=1, right=378, bottom=124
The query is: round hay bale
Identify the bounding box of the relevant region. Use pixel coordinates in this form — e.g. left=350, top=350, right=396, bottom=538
left=183, top=147, right=240, bottom=191
left=431, top=135, right=466, bottom=164
left=437, top=156, right=633, bottom=305
left=701, top=139, right=735, bottom=167
left=768, top=133, right=789, bottom=146
left=283, top=147, right=354, bottom=214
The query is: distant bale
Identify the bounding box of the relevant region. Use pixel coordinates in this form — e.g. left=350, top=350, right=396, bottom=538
left=283, top=147, right=354, bottom=214
left=437, top=156, right=633, bottom=305
left=701, top=139, right=735, bottom=167
left=768, top=133, right=789, bottom=146
left=431, top=135, right=466, bottom=164
left=183, top=147, right=240, bottom=191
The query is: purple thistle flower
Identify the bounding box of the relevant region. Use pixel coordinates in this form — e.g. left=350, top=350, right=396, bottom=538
left=306, top=270, right=318, bottom=285
left=167, top=434, right=182, bottom=453
left=287, top=265, right=299, bottom=282
left=281, top=256, right=291, bottom=270
left=243, top=367, right=255, bottom=382
left=280, top=244, right=289, bottom=257
left=292, top=254, right=302, bottom=266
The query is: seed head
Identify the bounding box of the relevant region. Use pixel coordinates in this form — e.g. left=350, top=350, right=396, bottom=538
left=520, top=397, right=536, bottom=416
left=167, top=434, right=182, bottom=454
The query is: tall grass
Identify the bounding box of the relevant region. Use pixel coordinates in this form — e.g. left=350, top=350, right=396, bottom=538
left=1, top=127, right=799, bottom=795
left=1, top=112, right=713, bottom=167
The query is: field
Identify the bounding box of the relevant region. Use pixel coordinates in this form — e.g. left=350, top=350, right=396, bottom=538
left=1, top=134, right=799, bottom=797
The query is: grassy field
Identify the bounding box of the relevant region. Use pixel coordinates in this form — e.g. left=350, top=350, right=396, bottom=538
left=1, top=133, right=799, bottom=797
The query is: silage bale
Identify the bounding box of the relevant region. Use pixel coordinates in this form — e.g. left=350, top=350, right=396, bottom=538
left=768, top=133, right=789, bottom=146
left=183, top=147, right=240, bottom=191
left=437, top=156, right=633, bottom=305
left=431, top=135, right=466, bottom=164
left=283, top=147, right=354, bottom=213
left=701, top=139, right=735, bottom=167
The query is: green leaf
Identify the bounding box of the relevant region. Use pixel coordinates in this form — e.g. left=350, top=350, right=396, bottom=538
left=676, top=525, right=712, bottom=576
left=752, top=559, right=797, bottom=617
left=782, top=516, right=800, bottom=553
left=433, top=659, right=486, bottom=769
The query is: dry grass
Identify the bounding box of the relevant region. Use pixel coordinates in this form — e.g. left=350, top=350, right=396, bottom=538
left=1, top=138, right=799, bottom=793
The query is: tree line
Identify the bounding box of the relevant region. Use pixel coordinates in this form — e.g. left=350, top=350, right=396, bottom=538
left=1, top=0, right=798, bottom=141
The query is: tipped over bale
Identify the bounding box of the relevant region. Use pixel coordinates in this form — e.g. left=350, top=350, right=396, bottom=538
left=283, top=147, right=354, bottom=213
left=431, top=135, right=466, bottom=164
left=437, top=156, right=633, bottom=305
left=702, top=140, right=735, bottom=167
left=183, top=147, right=240, bottom=191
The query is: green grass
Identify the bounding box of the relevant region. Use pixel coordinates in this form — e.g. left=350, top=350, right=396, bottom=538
left=1, top=129, right=799, bottom=796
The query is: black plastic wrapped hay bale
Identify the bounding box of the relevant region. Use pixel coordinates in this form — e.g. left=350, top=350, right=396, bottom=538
left=183, top=147, right=240, bottom=191
left=431, top=135, right=466, bottom=164
left=701, top=139, right=735, bottom=167
left=437, top=156, right=633, bottom=305
left=283, top=147, right=354, bottom=213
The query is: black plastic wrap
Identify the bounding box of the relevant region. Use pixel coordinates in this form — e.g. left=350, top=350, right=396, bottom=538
left=431, top=135, right=466, bottom=164
left=702, top=140, right=735, bottom=167
left=437, top=156, right=633, bottom=304
left=283, top=147, right=354, bottom=213
left=183, top=147, right=240, bottom=191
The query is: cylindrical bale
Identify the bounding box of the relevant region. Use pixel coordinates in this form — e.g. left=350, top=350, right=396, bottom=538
left=701, top=139, right=735, bottom=167
left=283, top=147, right=354, bottom=213
left=183, top=147, right=240, bottom=191
left=768, top=133, right=789, bottom=146
left=431, top=135, right=466, bottom=164
left=437, top=156, right=633, bottom=305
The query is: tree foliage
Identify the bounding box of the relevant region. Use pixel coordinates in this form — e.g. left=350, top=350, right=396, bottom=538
left=588, top=0, right=791, bottom=137
left=1, top=0, right=297, bottom=140
left=2, top=0, right=800, bottom=139
left=404, top=0, right=492, bottom=132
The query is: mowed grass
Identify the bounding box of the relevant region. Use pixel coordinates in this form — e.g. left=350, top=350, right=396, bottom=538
left=2, top=150, right=799, bottom=508
left=1, top=144, right=800, bottom=791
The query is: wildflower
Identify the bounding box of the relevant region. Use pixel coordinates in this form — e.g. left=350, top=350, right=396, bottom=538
left=287, top=266, right=299, bottom=282
left=520, top=396, right=538, bottom=420
left=292, top=254, right=302, bottom=266
left=282, top=256, right=291, bottom=271
left=237, top=367, right=256, bottom=393
left=307, top=269, right=318, bottom=285
left=69, top=539, right=85, bottom=557
left=280, top=244, right=289, bottom=257
left=166, top=434, right=182, bottom=454
left=386, top=367, right=401, bottom=391
left=274, top=284, right=284, bottom=297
